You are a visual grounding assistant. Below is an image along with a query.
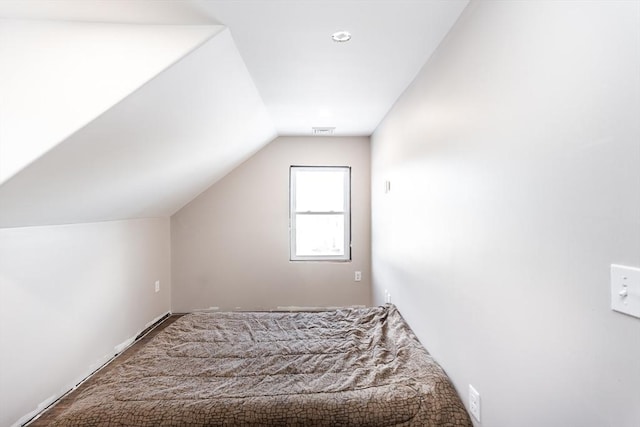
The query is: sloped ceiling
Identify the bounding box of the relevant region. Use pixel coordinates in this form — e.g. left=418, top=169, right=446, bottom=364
left=0, top=28, right=276, bottom=227
left=0, top=20, right=222, bottom=184
left=0, top=0, right=468, bottom=228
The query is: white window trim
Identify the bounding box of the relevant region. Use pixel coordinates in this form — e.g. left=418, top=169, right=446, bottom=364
left=289, top=166, right=351, bottom=262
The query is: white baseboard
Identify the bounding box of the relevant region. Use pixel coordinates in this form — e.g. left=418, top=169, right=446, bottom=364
left=18, top=310, right=171, bottom=427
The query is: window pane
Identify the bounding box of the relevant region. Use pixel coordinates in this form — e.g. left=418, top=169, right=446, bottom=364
left=295, top=214, right=344, bottom=256
left=295, top=170, right=344, bottom=212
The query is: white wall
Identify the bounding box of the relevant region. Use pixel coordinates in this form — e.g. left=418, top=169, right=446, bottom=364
left=371, top=1, right=639, bottom=427
left=171, top=136, right=371, bottom=312
left=0, top=218, right=171, bottom=427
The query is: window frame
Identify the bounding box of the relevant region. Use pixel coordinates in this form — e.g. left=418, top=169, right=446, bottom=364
left=289, top=166, right=351, bottom=262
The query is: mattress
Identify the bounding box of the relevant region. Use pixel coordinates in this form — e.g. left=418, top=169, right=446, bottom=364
left=50, top=304, right=472, bottom=426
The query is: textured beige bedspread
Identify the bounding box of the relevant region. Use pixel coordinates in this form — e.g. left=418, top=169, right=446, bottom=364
left=52, top=304, right=471, bottom=426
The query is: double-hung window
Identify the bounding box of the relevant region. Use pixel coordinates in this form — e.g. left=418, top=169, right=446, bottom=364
left=289, top=166, right=351, bottom=261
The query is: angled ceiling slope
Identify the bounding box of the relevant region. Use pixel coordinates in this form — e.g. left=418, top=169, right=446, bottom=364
left=0, top=27, right=276, bottom=228
left=0, top=19, right=222, bottom=184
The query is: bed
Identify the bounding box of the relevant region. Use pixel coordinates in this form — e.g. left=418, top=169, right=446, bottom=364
left=50, top=304, right=472, bottom=426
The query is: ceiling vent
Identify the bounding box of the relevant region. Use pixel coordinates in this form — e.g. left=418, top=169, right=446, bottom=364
left=312, top=127, right=335, bottom=136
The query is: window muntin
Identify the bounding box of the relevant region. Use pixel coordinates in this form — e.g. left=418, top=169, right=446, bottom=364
left=290, top=166, right=351, bottom=261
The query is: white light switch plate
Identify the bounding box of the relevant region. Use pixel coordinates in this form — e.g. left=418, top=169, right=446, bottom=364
left=611, top=264, right=640, bottom=318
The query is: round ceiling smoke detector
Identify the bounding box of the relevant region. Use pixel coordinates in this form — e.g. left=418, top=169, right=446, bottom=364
left=331, top=31, right=351, bottom=42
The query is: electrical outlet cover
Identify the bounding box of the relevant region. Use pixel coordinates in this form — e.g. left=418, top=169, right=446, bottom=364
left=469, top=384, right=480, bottom=422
